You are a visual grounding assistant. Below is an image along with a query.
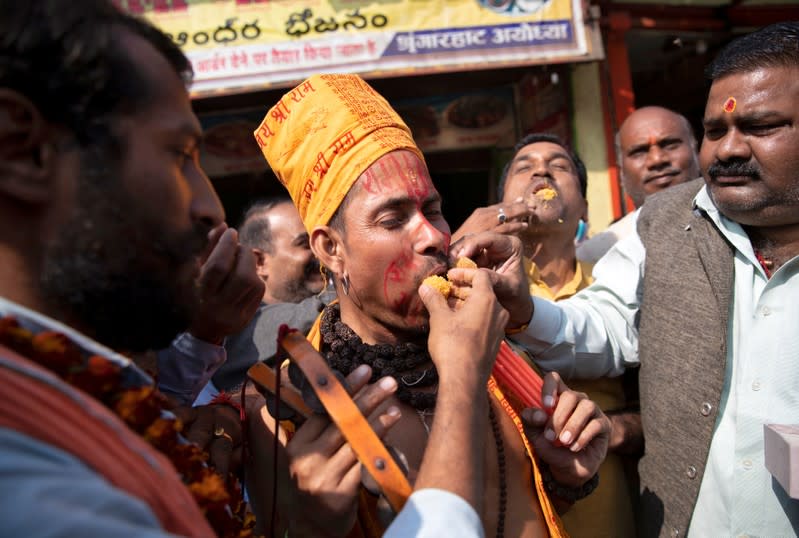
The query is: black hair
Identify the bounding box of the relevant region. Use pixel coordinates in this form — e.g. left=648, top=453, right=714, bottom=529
left=327, top=182, right=358, bottom=233
left=706, top=21, right=799, bottom=80
left=497, top=133, right=587, bottom=200
left=237, top=195, right=294, bottom=253
left=0, top=0, right=192, bottom=148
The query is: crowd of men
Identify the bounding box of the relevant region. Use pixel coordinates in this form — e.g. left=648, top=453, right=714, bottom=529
left=0, top=1, right=797, bottom=537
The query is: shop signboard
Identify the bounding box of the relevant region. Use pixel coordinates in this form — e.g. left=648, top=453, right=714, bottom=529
left=115, top=0, right=598, bottom=97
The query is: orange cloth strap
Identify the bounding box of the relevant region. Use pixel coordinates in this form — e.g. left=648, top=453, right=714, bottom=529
left=279, top=330, right=412, bottom=513
left=0, top=343, right=214, bottom=537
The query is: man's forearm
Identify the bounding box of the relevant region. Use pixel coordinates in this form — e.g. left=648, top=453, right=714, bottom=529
left=414, top=371, right=487, bottom=510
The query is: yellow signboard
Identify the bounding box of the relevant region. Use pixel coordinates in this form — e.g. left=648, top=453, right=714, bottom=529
left=116, top=0, right=598, bottom=96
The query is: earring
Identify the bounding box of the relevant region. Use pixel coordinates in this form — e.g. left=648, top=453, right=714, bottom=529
left=575, top=219, right=588, bottom=242
left=341, top=273, right=350, bottom=296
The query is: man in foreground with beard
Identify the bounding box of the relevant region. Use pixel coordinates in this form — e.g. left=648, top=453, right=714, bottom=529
left=252, top=73, right=611, bottom=537
left=0, top=1, right=271, bottom=534
left=509, top=21, right=799, bottom=536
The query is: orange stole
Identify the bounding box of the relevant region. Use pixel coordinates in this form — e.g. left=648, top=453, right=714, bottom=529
left=488, top=376, right=568, bottom=537
left=0, top=344, right=214, bottom=538
left=306, top=315, right=567, bottom=537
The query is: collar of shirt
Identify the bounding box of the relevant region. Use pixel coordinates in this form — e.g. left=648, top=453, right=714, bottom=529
left=693, top=185, right=772, bottom=280
left=524, top=257, right=594, bottom=301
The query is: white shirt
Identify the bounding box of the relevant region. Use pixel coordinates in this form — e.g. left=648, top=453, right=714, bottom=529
left=511, top=185, right=799, bottom=536
left=384, top=489, right=484, bottom=538
left=576, top=210, right=639, bottom=265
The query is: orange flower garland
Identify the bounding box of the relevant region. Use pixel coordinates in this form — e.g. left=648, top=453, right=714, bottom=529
left=0, top=315, right=259, bottom=538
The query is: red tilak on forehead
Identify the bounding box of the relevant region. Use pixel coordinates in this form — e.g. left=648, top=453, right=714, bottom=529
left=647, top=135, right=657, bottom=147
left=401, top=151, right=431, bottom=201
left=723, top=97, right=736, bottom=113
left=361, top=152, right=431, bottom=202
left=361, top=159, right=391, bottom=195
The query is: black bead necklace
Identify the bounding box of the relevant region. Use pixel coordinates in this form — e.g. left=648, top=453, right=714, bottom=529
left=319, top=304, right=438, bottom=410
left=488, top=402, right=507, bottom=538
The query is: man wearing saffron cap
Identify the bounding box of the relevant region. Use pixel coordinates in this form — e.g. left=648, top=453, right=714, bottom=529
left=253, top=73, right=610, bottom=537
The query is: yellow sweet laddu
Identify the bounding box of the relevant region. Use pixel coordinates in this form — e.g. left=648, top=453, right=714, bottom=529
left=421, top=275, right=452, bottom=298
left=421, top=257, right=478, bottom=298
left=535, top=187, right=558, bottom=201
left=455, top=257, right=478, bottom=269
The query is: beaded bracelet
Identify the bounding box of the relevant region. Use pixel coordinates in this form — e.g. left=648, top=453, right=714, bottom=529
left=539, top=461, right=599, bottom=503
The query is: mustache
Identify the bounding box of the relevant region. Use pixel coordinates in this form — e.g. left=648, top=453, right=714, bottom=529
left=707, top=159, right=761, bottom=180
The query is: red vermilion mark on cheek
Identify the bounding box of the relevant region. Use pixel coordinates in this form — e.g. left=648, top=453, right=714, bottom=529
left=723, top=97, right=736, bottom=113
left=392, top=291, right=410, bottom=312
left=383, top=250, right=423, bottom=306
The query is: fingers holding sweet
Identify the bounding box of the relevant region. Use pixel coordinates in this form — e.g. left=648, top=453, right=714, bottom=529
left=450, top=231, right=523, bottom=271
left=450, top=201, right=532, bottom=243
left=418, top=281, right=449, bottom=317
left=421, top=269, right=507, bottom=382
left=448, top=232, right=531, bottom=329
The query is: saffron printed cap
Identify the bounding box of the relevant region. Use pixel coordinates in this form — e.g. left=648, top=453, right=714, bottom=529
left=253, top=74, right=423, bottom=233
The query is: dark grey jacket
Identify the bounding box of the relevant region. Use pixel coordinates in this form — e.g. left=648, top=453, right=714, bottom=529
left=636, top=179, right=734, bottom=537
left=212, top=289, right=335, bottom=392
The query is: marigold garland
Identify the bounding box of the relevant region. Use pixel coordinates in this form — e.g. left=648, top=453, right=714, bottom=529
left=0, top=315, right=260, bottom=538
